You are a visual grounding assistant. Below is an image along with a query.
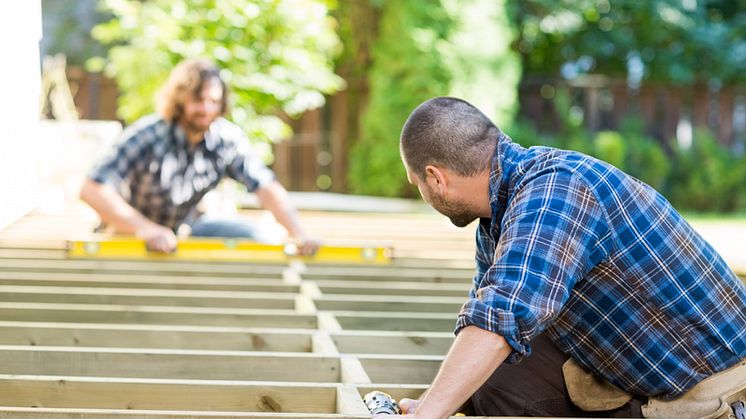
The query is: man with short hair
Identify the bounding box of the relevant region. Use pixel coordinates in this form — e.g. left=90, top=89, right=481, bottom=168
left=389, top=97, right=746, bottom=418
left=81, top=58, right=315, bottom=253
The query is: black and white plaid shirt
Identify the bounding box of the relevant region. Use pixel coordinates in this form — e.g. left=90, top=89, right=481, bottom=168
left=88, top=115, right=275, bottom=230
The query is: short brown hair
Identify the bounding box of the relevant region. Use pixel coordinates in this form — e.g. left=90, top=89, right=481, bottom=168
left=400, top=97, right=498, bottom=180
left=156, top=58, right=228, bottom=122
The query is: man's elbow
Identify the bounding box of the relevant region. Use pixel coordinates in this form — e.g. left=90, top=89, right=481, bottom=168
left=79, top=179, right=100, bottom=204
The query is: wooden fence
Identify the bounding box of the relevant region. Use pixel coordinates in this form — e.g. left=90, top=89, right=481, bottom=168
left=64, top=69, right=746, bottom=193
left=519, top=76, right=746, bottom=149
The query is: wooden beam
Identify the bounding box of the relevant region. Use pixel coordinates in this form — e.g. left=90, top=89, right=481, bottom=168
left=357, top=355, right=443, bottom=385
left=339, top=355, right=371, bottom=385
left=333, top=312, right=455, bottom=333
left=336, top=384, right=369, bottom=415
left=0, top=285, right=297, bottom=309
left=314, top=294, right=463, bottom=313
left=0, top=321, right=313, bottom=352
left=0, top=346, right=340, bottom=382
left=311, top=332, right=339, bottom=355
left=314, top=279, right=469, bottom=297
left=317, top=312, right=342, bottom=332
left=356, top=384, right=428, bottom=405
left=0, top=248, right=65, bottom=259
left=303, top=266, right=471, bottom=284
left=0, top=270, right=297, bottom=292
left=0, top=302, right=317, bottom=328
left=0, top=375, right=337, bottom=412
left=331, top=331, right=452, bottom=355
left=0, top=408, right=362, bottom=418
left=0, top=258, right=286, bottom=277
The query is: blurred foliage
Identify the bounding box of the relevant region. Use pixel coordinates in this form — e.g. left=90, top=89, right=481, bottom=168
left=89, top=0, right=344, bottom=147
left=510, top=0, right=746, bottom=84
left=346, top=0, right=520, bottom=196
left=509, top=91, right=670, bottom=192
left=668, top=130, right=746, bottom=212
left=41, top=0, right=110, bottom=67
left=509, top=110, right=746, bottom=213
left=347, top=0, right=452, bottom=197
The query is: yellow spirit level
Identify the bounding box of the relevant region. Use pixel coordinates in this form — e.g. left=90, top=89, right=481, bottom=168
left=67, top=236, right=392, bottom=265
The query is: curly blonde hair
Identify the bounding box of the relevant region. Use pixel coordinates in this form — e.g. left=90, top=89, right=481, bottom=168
left=155, top=58, right=229, bottom=122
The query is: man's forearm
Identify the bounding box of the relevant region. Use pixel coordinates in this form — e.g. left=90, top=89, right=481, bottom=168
left=79, top=179, right=155, bottom=234
left=255, top=182, right=306, bottom=239
left=415, top=326, right=512, bottom=419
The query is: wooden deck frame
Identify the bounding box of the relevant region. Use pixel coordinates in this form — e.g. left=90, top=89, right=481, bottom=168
left=0, top=346, right=342, bottom=382
left=0, top=375, right=339, bottom=412
left=0, top=302, right=318, bottom=328
left=0, top=285, right=298, bottom=309
left=0, top=258, right=287, bottom=277
left=0, top=210, right=490, bottom=417
left=0, top=321, right=454, bottom=355
left=0, top=270, right=299, bottom=292
left=0, top=321, right=315, bottom=352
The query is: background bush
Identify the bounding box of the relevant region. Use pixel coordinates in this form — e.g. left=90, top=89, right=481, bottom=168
left=89, top=0, right=344, bottom=155
left=509, top=112, right=745, bottom=213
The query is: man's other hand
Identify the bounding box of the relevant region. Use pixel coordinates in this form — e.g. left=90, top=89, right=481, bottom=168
left=285, top=237, right=321, bottom=257
left=371, top=398, right=420, bottom=419
left=398, top=399, right=420, bottom=415
left=296, top=237, right=321, bottom=256
left=137, top=224, right=178, bottom=253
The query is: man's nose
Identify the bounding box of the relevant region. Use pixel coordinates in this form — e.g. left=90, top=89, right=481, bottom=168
left=203, top=100, right=220, bottom=112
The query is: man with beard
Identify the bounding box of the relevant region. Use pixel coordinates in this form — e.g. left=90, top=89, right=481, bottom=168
left=384, top=97, right=746, bottom=418
left=80, top=58, right=315, bottom=253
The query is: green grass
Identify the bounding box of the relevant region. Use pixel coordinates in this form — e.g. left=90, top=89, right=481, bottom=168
left=681, top=211, right=746, bottom=223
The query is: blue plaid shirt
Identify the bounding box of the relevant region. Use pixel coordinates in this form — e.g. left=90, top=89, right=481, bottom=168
left=88, top=115, right=275, bottom=230
left=455, top=132, right=746, bottom=399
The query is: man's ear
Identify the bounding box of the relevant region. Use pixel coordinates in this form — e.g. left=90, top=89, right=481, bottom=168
left=424, top=165, right=448, bottom=195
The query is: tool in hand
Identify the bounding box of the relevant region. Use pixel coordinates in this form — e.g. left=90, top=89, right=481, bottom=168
left=364, top=391, right=401, bottom=415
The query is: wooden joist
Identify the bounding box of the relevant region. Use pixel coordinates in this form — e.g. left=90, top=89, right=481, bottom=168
left=314, top=279, right=469, bottom=297
left=0, top=270, right=298, bottom=292
left=0, top=285, right=297, bottom=309
left=0, top=321, right=314, bottom=352
left=0, top=321, right=453, bottom=355
left=333, top=311, right=456, bottom=333
left=0, top=375, right=338, bottom=412
left=0, top=209, right=482, bottom=416
left=0, top=258, right=286, bottom=277
left=0, top=302, right=317, bottom=328
left=0, top=346, right=341, bottom=382
left=315, top=294, right=464, bottom=313
left=331, top=331, right=452, bottom=356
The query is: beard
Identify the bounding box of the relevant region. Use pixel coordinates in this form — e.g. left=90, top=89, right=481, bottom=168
left=182, top=114, right=213, bottom=134
left=428, top=187, right=479, bottom=228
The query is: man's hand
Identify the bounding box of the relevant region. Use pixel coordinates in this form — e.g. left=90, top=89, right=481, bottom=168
left=136, top=224, right=178, bottom=253
left=371, top=399, right=420, bottom=418
left=295, top=237, right=321, bottom=256
left=284, top=237, right=321, bottom=257
left=398, top=398, right=420, bottom=415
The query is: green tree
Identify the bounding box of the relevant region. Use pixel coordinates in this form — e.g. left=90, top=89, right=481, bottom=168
left=347, top=0, right=520, bottom=196
left=347, top=1, right=452, bottom=197
left=511, top=0, right=746, bottom=84
left=89, top=0, right=344, bottom=149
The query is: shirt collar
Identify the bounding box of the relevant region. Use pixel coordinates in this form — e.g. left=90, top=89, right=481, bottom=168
left=488, top=130, right=526, bottom=224
left=171, top=120, right=219, bottom=152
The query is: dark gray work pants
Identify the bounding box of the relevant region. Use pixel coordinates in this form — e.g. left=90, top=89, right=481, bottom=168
left=465, top=333, right=644, bottom=417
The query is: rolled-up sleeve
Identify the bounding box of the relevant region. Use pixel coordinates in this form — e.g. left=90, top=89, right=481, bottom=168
left=455, top=172, right=609, bottom=363
left=224, top=133, right=276, bottom=192
left=88, top=128, right=150, bottom=187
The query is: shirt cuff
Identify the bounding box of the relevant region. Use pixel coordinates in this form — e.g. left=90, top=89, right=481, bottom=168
left=87, top=171, right=122, bottom=188
left=454, top=298, right=531, bottom=364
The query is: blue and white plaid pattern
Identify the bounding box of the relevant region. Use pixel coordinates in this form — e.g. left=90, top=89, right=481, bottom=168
left=455, top=132, right=746, bottom=399
left=88, top=115, right=275, bottom=230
